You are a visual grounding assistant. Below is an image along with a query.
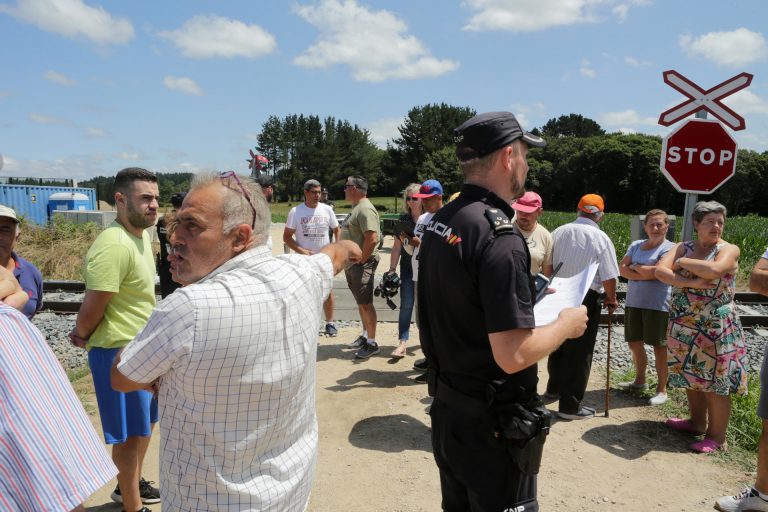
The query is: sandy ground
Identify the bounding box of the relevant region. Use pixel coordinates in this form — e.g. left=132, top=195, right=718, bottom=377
left=81, top=224, right=754, bottom=511
left=83, top=321, right=754, bottom=512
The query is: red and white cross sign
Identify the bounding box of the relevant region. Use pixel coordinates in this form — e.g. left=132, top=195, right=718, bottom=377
left=658, top=70, right=753, bottom=131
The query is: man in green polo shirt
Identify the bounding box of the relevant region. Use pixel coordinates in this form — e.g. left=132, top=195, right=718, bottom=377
left=69, top=167, right=161, bottom=512
left=341, top=175, right=381, bottom=359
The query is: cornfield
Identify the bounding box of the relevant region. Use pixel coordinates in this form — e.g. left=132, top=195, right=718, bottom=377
left=540, top=211, right=768, bottom=286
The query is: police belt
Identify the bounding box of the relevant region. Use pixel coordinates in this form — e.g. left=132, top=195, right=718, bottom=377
left=433, top=372, right=493, bottom=417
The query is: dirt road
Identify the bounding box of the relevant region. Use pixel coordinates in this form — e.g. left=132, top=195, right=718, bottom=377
left=82, top=321, right=753, bottom=512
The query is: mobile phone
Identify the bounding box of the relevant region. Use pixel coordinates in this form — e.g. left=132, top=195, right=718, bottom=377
left=534, top=273, right=550, bottom=304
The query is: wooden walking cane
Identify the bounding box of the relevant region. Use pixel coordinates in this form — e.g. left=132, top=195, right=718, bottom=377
left=605, top=311, right=612, bottom=417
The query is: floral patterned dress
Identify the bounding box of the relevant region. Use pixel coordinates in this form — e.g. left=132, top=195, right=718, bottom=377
left=666, top=241, right=748, bottom=396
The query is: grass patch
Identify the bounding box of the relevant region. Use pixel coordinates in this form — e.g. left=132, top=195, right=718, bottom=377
left=15, top=200, right=768, bottom=286
left=540, top=211, right=768, bottom=286
left=66, top=365, right=91, bottom=383
left=610, top=367, right=761, bottom=470
left=68, top=366, right=97, bottom=416
left=16, top=216, right=100, bottom=281
left=269, top=196, right=403, bottom=223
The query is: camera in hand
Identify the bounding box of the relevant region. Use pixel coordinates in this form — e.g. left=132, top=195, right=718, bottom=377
left=374, top=271, right=401, bottom=310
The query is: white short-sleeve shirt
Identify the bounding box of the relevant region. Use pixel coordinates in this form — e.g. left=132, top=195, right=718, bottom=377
left=285, top=202, right=339, bottom=253
left=551, top=216, right=620, bottom=293
left=118, top=245, right=333, bottom=511
left=412, top=211, right=434, bottom=282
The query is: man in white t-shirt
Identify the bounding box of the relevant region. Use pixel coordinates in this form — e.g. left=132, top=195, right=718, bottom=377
left=511, top=191, right=554, bottom=277
left=408, top=179, right=444, bottom=384
left=284, top=179, right=341, bottom=336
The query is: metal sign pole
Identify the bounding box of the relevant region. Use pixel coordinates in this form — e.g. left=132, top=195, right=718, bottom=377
left=680, top=109, right=708, bottom=241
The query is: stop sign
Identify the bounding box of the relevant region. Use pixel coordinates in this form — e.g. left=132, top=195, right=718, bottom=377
left=660, top=118, right=738, bottom=194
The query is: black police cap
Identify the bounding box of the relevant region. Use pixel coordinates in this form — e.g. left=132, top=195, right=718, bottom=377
left=454, top=111, right=546, bottom=162
left=256, top=174, right=274, bottom=187
left=170, top=192, right=186, bottom=208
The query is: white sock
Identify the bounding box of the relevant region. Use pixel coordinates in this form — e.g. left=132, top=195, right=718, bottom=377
left=327, top=321, right=335, bottom=326
left=362, top=330, right=368, bottom=339
left=367, top=338, right=377, bottom=346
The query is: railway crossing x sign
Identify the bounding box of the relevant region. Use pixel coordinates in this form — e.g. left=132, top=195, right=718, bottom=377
left=658, top=70, right=753, bottom=131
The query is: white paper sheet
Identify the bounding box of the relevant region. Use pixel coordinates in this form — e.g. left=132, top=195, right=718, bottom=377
left=533, top=263, right=599, bottom=327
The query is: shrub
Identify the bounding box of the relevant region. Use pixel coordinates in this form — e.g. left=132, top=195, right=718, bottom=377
left=16, top=217, right=100, bottom=281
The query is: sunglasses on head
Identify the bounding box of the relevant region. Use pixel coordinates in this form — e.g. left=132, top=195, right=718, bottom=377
left=219, top=171, right=257, bottom=230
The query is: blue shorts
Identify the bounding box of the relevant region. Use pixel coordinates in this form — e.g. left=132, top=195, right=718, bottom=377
left=88, top=347, right=158, bottom=444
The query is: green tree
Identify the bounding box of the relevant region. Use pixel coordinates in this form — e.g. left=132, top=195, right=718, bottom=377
left=421, top=146, right=462, bottom=194
left=540, top=114, right=605, bottom=138
left=387, top=103, right=475, bottom=192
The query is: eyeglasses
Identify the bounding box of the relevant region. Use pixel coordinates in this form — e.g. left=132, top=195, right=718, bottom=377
left=219, top=171, right=257, bottom=230
left=405, top=196, right=419, bottom=201
left=344, top=184, right=356, bottom=189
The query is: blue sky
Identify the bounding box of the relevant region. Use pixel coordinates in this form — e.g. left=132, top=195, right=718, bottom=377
left=1, top=0, right=767, bottom=181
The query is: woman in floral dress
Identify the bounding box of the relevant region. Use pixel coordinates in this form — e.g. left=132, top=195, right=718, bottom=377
left=655, top=200, right=748, bottom=453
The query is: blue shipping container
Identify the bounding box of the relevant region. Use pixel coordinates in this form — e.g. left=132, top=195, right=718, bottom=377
left=0, top=185, right=97, bottom=225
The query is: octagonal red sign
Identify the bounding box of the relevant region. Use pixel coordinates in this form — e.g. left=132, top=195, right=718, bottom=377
left=660, top=118, right=738, bottom=194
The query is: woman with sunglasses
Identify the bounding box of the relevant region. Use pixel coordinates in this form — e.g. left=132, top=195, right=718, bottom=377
left=389, top=184, right=423, bottom=358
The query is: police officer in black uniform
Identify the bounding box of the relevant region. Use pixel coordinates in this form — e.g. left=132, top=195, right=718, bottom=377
left=417, top=111, right=588, bottom=511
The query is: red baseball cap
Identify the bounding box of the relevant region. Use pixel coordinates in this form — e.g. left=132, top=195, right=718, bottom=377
left=511, top=192, right=542, bottom=213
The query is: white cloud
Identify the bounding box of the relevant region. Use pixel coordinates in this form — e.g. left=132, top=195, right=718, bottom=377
left=624, top=55, right=651, bottom=67
left=158, top=15, right=276, bottom=59
left=293, top=0, right=458, bottom=82
left=365, top=117, right=404, bottom=147
left=163, top=76, right=203, bottom=96
left=462, top=0, right=649, bottom=32
left=509, top=102, right=546, bottom=129
left=0, top=154, right=17, bottom=172
left=738, top=132, right=768, bottom=152
left=116, top=151, right=143, bottom=161
left=0, top=0, right=133, bottom=45
left=84, top=126, right=107, bottom=138
left=44, top=70, right=76, bottom=86
left=613, top=0, right=649, bottom=22
left=680, top=28, right=768, bottom=67
left=2, top=153, right=110, bottom=180
left=579, top=58, right=596, bottom=78
left=28, top=112, right=71, bottom=125
left=722, top=90, right=768, bottom=116
left=599, top=109, right=657, bottom=126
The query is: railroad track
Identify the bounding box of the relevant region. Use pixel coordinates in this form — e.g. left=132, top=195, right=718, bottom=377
left=40, top=281, right=768, bottom=328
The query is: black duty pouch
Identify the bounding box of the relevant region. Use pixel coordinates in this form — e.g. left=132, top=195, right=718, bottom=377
left=487, top=382, right=552, bottom=475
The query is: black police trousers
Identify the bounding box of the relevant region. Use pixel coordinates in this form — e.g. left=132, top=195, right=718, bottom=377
left=430, top=398, right=538, bottom=512
left=545, top=288, right=602, bottom=414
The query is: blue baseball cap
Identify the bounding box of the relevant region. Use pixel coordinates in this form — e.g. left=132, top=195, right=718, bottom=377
left=412, top=179, right=443, bottom=198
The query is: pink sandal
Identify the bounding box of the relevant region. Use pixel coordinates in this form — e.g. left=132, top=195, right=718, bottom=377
left=691, top=439, right=727, bottom=453
left=665, top=418, right=705, bottom=436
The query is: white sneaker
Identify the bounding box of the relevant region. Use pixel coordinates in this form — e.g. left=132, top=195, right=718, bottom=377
left=649, top=392, right=668, bottom=405
left=715, top=488, right=768, bottom=512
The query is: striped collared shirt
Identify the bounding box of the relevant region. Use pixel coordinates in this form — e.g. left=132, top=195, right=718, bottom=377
left=0, top=304, right=117, bottom=511
left=551, top=216, right=620, bottom=292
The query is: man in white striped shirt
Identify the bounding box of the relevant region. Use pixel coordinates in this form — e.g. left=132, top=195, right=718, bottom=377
left=111, top=171, right=361, bottom=511
left=544, top=194, right=619, bottom=420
